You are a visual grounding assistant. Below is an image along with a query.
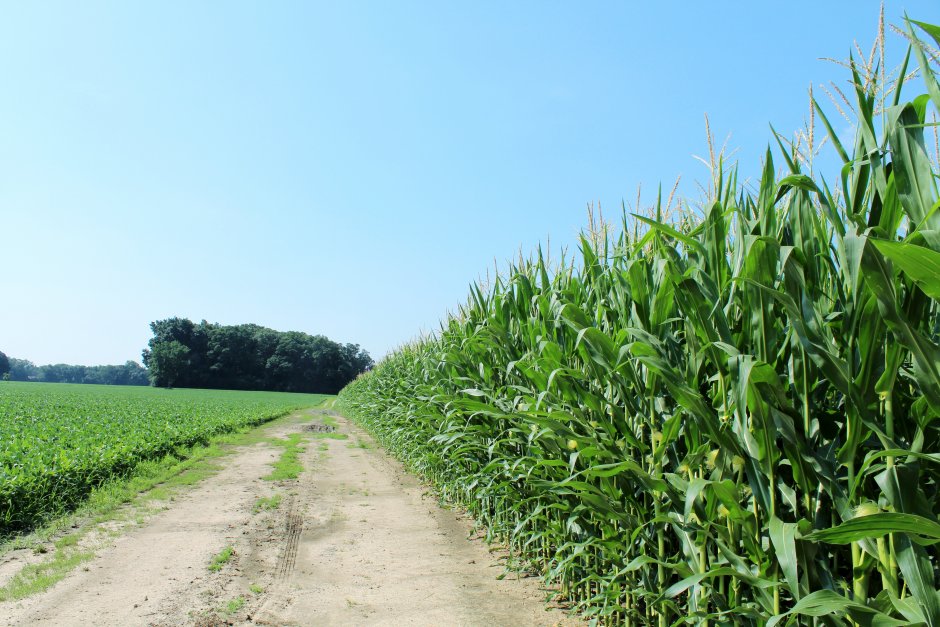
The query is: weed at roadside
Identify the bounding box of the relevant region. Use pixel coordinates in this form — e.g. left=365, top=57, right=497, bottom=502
left=0, top=549, right=94, bottom=601
left=224, top=596, right=246, bottom=614
left=253, top=494, right=282, bottom=513
left=263, top=434, right=305, bottom=480
left=208, top=545, right=234, bottom=572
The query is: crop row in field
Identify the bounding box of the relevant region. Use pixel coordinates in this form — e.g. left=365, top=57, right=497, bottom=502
left=0, top=382, right=325, bottom=534
left=339, top=19, right=940, bottom=627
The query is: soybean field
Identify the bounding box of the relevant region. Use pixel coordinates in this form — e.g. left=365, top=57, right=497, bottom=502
left=0, top=381, right=326, bottom=534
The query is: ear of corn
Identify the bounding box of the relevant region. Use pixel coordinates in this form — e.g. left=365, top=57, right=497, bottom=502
left=340, top=18, right=940, bottom=625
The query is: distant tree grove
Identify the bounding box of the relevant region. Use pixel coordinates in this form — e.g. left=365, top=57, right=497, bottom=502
left=141, top=317, right=373, bottom=394
left=0, top=353, right=150, bottom=386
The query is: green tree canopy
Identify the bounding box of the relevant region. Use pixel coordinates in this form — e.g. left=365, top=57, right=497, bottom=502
left=142, top=318, right=372, bottom=393
left=143, top=340, right=190, bottom=388
left=2, top=357, right=149, bottom=385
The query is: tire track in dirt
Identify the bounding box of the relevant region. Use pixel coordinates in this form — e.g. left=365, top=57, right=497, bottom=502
left=251, top=412, right=577, bottom=627
left=274, top=497, right=302, bottom=583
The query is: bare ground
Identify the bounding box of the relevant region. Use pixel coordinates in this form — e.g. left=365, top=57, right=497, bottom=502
left=0, top=410, right=577, bottom=626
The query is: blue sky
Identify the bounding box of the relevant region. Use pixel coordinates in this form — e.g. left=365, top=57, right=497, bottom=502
left=1, top=1, right=936, bottom=366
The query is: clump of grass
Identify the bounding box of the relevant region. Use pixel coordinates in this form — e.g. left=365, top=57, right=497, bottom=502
left=208, top=545, right=234, bottom=572
left=253, top=494, right=282, bottom=513
left=53, top=534, right=80, bottom=550
left=249, top=583, right=264, bottom=594
left=263, top=434, right=307, bottom=481
left=224, top=596, right=246, bottom=614
left=0, top=549, right=94, bottom=601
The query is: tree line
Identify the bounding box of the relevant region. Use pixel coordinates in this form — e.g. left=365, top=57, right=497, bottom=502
left=0, top=351, right=149, bottom=386
left=142, top=318, right=373, bottom=394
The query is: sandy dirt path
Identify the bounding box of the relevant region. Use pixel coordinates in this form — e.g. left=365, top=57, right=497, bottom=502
left=1, top=410, right=576, bottom=626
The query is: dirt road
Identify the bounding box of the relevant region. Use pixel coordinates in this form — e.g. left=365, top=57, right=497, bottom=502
left=1, top=410, right=575, bottom=626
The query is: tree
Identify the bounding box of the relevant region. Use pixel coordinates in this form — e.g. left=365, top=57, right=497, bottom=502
left=120, top=361, right=150, bottom=386
left=0, top=351, right=9, bottom=379
left=0, top=355, right=150, bottom=385
left=144, top=340, right=190, bottom=388
left=41, top=364, right=84, bottom=383
left=8, top=358, right=40, bottom=381
left=143, top=317, right=373, bottom=393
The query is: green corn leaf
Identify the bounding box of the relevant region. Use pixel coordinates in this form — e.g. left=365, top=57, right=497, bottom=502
left=574, top=327, right=616, bottom=369
left=814, top=99, right=851, bottom=164
left=911, top=19, right=940, bottom=50
left=887, top=101, right=939, bottom=231
left=769, top=516, right=802, bottom=601
left=891, top=595, right=928, bottom=625
left=776, top=174, right=819, bottom=200
left=631, top=213, right=706, bottom=256
left=870, top=239, right=940, bottom=300
left=909, top=19, right=940, bottom=118
left=660, top=567, right=776, bottom=601
left=860, top=240, right=940, bottom=411
left=805, top=512, right=940, bottom=544
left=895, top=533, right=940, bottom=627
left=767, top=589, right=915, bottom=627
left=459, top=388, right=488, bottom=397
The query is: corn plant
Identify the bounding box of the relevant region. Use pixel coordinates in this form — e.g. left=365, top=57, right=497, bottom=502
left=339, top=17, right=940, bottom=626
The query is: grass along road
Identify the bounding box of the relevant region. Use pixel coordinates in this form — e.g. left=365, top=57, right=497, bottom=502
left=0, top=409, right=576, bottom=626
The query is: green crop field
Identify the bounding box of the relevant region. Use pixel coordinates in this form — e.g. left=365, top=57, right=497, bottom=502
left=0, top=381, right=326, bottom=535
left=339, top=19, right=940, bottom=627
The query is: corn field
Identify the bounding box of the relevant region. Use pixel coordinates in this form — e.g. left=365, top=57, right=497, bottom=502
left=338, top=18, right=940, bottom=626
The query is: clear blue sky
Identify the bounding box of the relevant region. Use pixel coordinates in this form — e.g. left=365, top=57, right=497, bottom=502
left=1, top=1, right=936, bottom=366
